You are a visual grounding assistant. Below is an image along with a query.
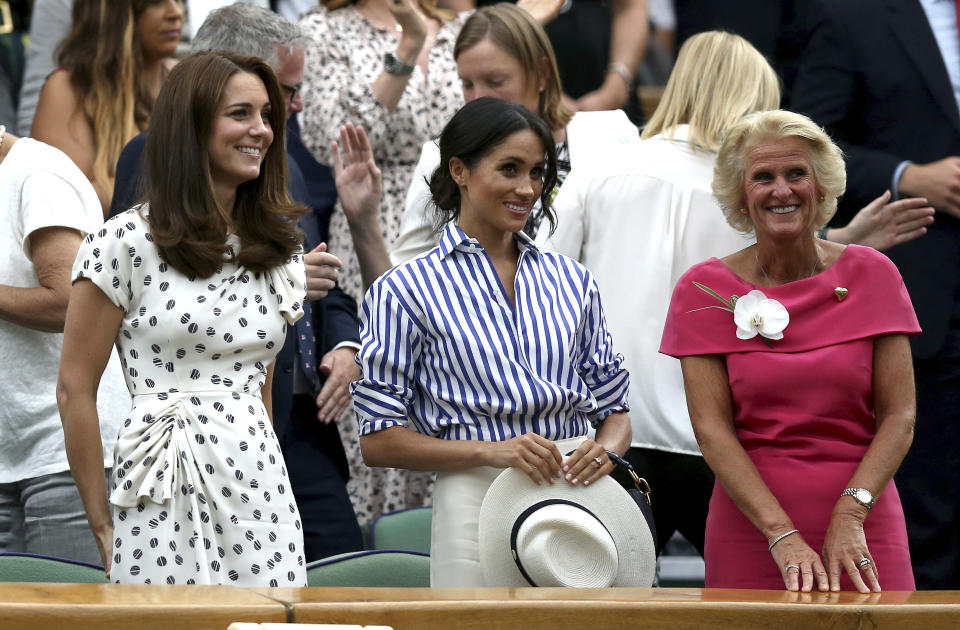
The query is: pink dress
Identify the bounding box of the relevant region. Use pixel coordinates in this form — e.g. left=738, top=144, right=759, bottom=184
left=660, top=245, right=919, bottom=590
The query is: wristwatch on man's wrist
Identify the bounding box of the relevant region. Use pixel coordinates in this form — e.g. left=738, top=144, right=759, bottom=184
left=841, top=487, right=875, bottom=510
left=384, top=52, right=415, bottom=76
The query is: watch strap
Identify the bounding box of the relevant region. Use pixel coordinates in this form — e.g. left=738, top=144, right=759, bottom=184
left=384, top=52, right=415, bottom=76
left=841, top=487, right=874, bottom=509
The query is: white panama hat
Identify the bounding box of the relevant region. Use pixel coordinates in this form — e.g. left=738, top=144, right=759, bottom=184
left=478, top=467, right=656, bottom=587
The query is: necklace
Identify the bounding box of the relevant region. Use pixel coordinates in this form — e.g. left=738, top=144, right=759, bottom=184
left=756, top=249, right=820, bottom=286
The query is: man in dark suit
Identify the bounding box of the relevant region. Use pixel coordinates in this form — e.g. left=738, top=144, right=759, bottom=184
left=791, top=0, right=960, bottom=589
left=110, top=4, right=363, bottom=562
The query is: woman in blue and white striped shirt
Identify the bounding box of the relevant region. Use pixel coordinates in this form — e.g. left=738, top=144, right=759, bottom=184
left=353, top=97, right=632, bottom=586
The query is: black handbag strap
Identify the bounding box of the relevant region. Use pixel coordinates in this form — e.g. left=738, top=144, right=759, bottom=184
left=605, top=450, right=652, bottom=506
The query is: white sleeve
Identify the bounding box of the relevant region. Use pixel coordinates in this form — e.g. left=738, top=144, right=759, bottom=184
left=390, top=141, right=442, bottom=265
left=537, top=167, right=587, bottom=261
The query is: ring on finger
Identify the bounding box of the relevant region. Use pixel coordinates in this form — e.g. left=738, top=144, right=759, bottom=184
left=593, top=456, right=603, bottom=466
left=857, top=557, right=871, bottom=568
left=784, top=564, right=800, bottom=573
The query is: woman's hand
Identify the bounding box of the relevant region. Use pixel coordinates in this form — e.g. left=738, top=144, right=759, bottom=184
left=822, top=510, right=880, bottom=593
left=830, top=190, right=934, bottom=251
left=769, top=531, right=829, bottom=592
left=389, top=0, right=428, bottom=57
left=93, top=521, right=114, bottom=578
left=561, top=439, right=614, bottom=486
left=486, top=433, right=563, bottom=485
left=332, top=123, right=383, bottom=229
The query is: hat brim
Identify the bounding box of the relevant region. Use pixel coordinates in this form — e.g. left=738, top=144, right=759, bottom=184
left=478, top=468, right=656, bottom=587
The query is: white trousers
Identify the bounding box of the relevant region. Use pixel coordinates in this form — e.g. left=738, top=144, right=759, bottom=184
left=430, top=436, right=586, bottom=587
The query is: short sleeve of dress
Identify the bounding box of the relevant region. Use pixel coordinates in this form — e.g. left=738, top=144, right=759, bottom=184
left=71, top=217, right=136, bottom=312
left=351, top=275, right=424, bottom=436
left=660, top=260, right=740, bottom=358
left=660, top=246, right=921, bottom=358
left=266, top=250, right=307, bottom=325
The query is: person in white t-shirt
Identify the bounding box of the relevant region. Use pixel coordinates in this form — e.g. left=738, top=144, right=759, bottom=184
left=0, top=126, right=129, bottom=564
left=536, top=31, right=934, bottom=559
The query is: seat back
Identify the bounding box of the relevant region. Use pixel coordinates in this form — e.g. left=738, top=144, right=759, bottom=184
left=0, top=552, right=108, bottom=583
left=306, top=550, right=430, bottom=587
left=370, top=506, right=431, bottom=554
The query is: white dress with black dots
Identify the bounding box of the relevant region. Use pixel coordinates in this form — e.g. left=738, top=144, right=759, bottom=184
left=72, top=208, right=308, bottom=586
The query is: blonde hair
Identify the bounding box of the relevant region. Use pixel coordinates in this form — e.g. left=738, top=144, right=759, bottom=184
left=713, top=110, right=846, bottom=233
left=641, top=31, right=780, bottom=151
left=321, top=0, right=455, bottom=21
left=454, top=3, right=573, bottom=131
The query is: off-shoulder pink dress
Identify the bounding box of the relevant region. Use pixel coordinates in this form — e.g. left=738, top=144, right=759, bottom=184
left=660, top=245, right=919, bottom=590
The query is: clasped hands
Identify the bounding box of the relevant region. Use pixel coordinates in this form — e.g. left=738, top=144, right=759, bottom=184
left=770, top=508, right=880, bottom=594
left=487, top=432, right=613, bottom=487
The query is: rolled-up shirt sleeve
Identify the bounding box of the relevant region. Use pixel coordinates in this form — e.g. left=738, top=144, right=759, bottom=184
left=351, top=278, right=423, bottom=435
left=575, top=275, right=630, bottom=425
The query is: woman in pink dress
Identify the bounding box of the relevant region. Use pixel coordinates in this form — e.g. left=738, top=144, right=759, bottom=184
left=661, top=110, right=919, bottom=593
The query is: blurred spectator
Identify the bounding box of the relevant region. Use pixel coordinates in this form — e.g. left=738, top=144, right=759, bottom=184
left=31, top=0, right=184, bottom=216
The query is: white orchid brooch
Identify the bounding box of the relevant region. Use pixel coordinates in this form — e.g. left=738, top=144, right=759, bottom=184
left=691, top=282, right=790, bottom=347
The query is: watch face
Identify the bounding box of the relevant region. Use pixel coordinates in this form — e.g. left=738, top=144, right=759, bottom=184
left=855, top=489, right=872, bottom=504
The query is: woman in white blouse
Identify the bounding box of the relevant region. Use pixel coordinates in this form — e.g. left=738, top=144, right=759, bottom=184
left=354, top=97, right=631, bottom=586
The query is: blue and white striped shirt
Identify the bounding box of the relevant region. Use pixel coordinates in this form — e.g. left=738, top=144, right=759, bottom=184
left=352, top=224, right=630, bottom=442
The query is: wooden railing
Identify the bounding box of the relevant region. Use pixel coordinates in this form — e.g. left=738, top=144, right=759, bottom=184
left=3, top=584, right=958, bottom=630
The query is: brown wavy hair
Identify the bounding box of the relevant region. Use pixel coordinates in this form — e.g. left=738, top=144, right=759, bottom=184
left=144, top=51, right=304, bottom=278
left=57, top=0, right=159, bottom=190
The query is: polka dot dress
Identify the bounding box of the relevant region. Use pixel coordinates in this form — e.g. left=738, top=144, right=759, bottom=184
left=72, top=208, right=308, bottom=586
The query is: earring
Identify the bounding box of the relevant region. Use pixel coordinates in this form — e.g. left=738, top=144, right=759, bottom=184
left=738, top=208, right=748, bottom=215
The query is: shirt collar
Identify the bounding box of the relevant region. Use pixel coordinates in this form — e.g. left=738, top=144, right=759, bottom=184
left=437, top=223, right=541, bottom=259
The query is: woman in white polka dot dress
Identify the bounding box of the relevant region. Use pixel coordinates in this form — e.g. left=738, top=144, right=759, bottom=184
left=58, top=51, right=309, bottom=586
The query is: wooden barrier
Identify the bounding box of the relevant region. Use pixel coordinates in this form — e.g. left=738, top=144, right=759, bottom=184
left=2, top=585, right=958, bottom=630
left=0, top=583, right=288, bottom=630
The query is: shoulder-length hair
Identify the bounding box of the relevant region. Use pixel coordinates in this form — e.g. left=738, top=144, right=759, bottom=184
left=429, top=97, right=558, bottom=233
left=454, top=3, right=572, bottom=131
left=145, top=51, right=304, bottom=278
left=713, top=110, right=846, bottom=233
left=321, top=0, right=455, bottom=21
left=57, top=0, right=158, bottom=189
left=641, top=31, right=780, bottom=152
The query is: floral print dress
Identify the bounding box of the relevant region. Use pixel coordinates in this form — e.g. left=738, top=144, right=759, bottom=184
left=298, top=5, right=468, bottom=525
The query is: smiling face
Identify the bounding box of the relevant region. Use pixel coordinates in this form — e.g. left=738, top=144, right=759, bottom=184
left=456, top=39, right=543, bottom=115
left=136, top=0, right=184, bottom=62
left=453, top=128, right=545, bottom=241
left=207, top=71, right=274, bottom=206
left=741, top=136, right=823, bottom=243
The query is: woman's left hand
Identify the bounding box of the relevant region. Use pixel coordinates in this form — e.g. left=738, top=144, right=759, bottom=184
left=562, top=439, right=613, bottom=486
left=822, top=510, right=881, bottom=593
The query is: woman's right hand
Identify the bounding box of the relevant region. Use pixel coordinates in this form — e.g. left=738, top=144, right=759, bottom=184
left=93, top=521, right=114, bottom=578
left=486, top=433, right=563, bottom=485
left=389, top=0, right=428, bottom=55
left=769, top=531, right=829, bottom=592
left=833, top=190, right=934, bottom=251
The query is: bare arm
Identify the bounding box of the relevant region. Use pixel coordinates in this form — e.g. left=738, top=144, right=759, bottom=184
left=369, top=0, right=428, bottom=113
left=681, top=354, right=828, bottom=592
left=31, top=70, right=111, bottom=215
left=821, top=334, right=915, bottom=593
left=575, top=0, right=648, bottom=112
left=262, top=360, right=276, bottom=426
left=333, top=123, right=391, bottom=288
left=57, top=279, right=124, bottom=573
left=0, top=227, right=82, bottom=332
